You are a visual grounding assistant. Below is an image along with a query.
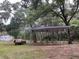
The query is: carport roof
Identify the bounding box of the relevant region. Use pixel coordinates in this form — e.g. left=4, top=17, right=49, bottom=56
left=31, top=26, right=70, bottom=32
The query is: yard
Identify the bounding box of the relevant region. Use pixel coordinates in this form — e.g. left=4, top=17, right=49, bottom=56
left=0, top=42, right=45, bottom=59
left=0, top=42, right=79, bottom=59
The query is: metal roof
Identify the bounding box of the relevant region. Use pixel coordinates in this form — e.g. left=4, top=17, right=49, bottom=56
left=31, top=26, right=70, bottom=32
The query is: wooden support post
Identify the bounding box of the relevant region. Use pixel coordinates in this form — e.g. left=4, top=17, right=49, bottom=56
left=32, top=31, right=37, bottom=43
left=68, top=28, right=72, bottom=44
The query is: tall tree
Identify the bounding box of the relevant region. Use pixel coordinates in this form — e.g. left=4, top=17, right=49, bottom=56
left=22, top=0, right=79, bottom=44
left=0, top=0, right=12, bottom=23
left=0, top=0, right=26, bottom=38
left=22, top=0, right=79, bottom=26
left=6, top=3, right=27, bottom=38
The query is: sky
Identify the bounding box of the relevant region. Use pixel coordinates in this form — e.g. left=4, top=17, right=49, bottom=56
left=0, top=0, right=73, bottom=4
left=0, top=0, right=21, bottom=3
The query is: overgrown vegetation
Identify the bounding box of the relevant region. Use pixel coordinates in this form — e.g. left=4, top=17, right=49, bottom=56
left=0, top=42, right=45, bottom=59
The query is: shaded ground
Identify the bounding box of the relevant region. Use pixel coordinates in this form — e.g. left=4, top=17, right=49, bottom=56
left=37, top=44, right=79, bottom=59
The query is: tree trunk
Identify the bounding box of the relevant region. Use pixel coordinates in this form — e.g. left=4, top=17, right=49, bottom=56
left=65, top=22, right=72, bottom=44
left=30, top=24, right=37, bottom=43
left=67, top=29, right=73, bottom=44
left=32, top=31, right=37, bottom=43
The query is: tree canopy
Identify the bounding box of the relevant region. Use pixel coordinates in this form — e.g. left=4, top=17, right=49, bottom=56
left=21, top=0, right=79, bottom=26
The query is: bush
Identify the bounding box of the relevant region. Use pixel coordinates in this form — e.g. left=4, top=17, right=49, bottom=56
left=70, top=26, right=79, bottom=41
left=7, top=29, right=19, bottom=39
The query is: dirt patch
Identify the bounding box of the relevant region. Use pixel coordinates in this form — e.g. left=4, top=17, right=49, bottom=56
left=35, top=44, right=79, bottom=59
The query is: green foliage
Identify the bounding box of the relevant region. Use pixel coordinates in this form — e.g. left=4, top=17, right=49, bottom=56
left=70, top=19, right=79, bottom=26
left=0, top=23, right=5, bottom=32
left=18, top=31, right=30, bottom=40
left=26, top=5, right=51, bottom=26
left=42, top=32, right=68, bottom=42
left=22, top=0, right=79, bottom=26
left=7, top=29, right=19, bottom=39
left=6, top=19, right=20, bottom=38
left=6, top=17, right=25, bottom=38
left=69, top=26, right=79, bottom=41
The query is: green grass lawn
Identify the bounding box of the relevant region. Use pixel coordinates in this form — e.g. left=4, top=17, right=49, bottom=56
left=0, top=42, right=45, bottom=59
